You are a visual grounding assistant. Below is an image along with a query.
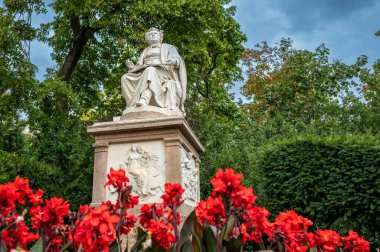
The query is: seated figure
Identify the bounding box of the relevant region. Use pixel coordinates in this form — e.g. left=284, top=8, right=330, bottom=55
left=121, top=28, right=187, bottom=115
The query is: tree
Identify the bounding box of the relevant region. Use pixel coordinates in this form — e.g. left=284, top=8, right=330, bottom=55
left=0, top=0, right=44, bottom=152
left=37, top=0, right=245, bottom=116
left=26, top=0, right=246, bottom=171
left=241, top=39, right=376, bottom=135
left=359, top=60, right=380, bottom=133
left=1, top=0, right=248, bottom=206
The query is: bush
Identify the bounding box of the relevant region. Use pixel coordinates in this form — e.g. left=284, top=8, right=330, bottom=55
left=254, top=134, right=380, bottom=250
left=0, top=150, right=92, bottom=209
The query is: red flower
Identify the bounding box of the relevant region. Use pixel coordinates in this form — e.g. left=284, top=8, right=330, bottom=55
left=314, top=229, right=342, bottom=252
left=1, top=217, right=39, bottom=250
left=147, top=219, right=177, bottom=251
left=74, top=204, right=120, bottom=252
left=231, top=186, right=257, bottom=210
left=31, top=197, right=70, bottom=229
left=139, top=203, right=164, bottom=228
left=271, top=210, right=314, bottom=252
left=210, top=168, right=243, bottom=196
left=104, top=168, right=129, bottom=190
left=138, top=202, right=176, bottom=251
left=28, top=189, right=44, bottom=207
left=161, top=183, right=184, bottom=209
left=29, top=197, right=70, bottom=251
left=121, top=212, right=137, bottom=235
left=123, top=194, right=139, bottom=209
left=195, top=196, right=226, bottom=229
left=0, top=183, right=19, bottom=219
left=342, top=230, right=370, bottom=252
left=10, top=177, right=33, bottom=206
left=235, top=223, right=251, bottom=243
left=48, top=224, right=71, bottom=252
left=78, top=204, right=91, bottom=215
left=100, top=200, right=119, bottom=215
left=245, top=206, right=273, bottom=242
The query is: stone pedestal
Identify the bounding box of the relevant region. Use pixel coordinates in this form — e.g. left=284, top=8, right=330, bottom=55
left=87, top=107, right=204, bottom=218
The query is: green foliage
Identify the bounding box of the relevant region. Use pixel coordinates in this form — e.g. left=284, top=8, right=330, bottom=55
left=2, top=0, right=247, bottom=212
left=131, top=210, right=244, bottom=252
left=26, top=78, right=94, bottom=209
left=0, top=149, right=92, bottom=209
left=358, top=60, right=380, bottom=133
left=254, top=135, right=380, bottom=249
left=0, top=1, right=42, bottom=158
left=28, top=79, right=92, bottom=169
left=38, top=0, right=246, bottom=119
left=188, top=94, right=256, bottom=198
left=0, top=150, right=64, bottom=199
left=242, top=39, right=378, bottom=135
left=0, top=0, right=43, bottom=121
left=0, top=121, right=25, bottom=153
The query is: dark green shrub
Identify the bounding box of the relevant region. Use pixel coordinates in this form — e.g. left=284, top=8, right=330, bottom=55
left=0, top=150, right=92, bottom=209
left=254, top=135, right=380, bottom=249
left=0, top=150, right=64, bottom=196
left=0, top=122, right=25, bottom=152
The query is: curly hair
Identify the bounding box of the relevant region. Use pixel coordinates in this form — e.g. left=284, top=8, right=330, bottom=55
left=144, top=27, right=163, bottom=43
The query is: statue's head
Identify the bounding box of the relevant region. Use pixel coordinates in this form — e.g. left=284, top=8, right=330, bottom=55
left=145, top=28, right=163, bottom=44
left=130, top=144, right=142, bottom=154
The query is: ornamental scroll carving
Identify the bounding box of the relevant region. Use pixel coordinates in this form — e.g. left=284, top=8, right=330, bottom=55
left=181, top=148, right=198, bottom=206
left=120, top=144, right=165, bottom=200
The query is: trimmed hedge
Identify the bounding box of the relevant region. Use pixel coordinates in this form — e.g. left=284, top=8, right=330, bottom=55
left=0, top=150, right=64, bottom=195
left=254, top=135, right=380, bottom=249
left=0, top=150, right=93, bottom=209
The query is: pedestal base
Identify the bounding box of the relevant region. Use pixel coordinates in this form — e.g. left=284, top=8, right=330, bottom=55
left=87, top=110, right=204, bottom=217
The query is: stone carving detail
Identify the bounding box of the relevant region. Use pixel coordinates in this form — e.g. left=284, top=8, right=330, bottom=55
left=120, top=145, right=165, bottom=199
left=181, top=148, right=198, bottom=206
left=121, top=27, right=187, bottom=116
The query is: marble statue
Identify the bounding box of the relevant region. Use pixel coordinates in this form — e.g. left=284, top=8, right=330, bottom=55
left=121, top=28, right=187, bottom=115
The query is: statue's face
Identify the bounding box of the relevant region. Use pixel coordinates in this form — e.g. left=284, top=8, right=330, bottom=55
left=146, top=30, right=161, bottom=44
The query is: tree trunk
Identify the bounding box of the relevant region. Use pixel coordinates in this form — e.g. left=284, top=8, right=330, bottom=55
left=58, top=15, right=96, bottom=82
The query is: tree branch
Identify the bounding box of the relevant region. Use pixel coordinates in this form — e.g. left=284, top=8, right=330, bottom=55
left=58, top=15, right=97, bottom=82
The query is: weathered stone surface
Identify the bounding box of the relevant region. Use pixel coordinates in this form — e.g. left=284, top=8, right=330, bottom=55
left=88, top=114, right=204, bottom=212
left=121, top=28, right=187, bottom=115
left=89, top=29, right=201, bottom=248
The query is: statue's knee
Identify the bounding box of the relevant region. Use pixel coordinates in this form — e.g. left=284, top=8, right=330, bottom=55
left=144, top=66, right=158, bottom=73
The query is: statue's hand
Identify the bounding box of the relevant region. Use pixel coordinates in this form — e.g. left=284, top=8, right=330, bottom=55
left=126, top=59, right=135, bottom=70
left=164, top=59, right=178, bottom=66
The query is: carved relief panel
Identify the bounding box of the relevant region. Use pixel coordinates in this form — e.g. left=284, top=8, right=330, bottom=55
left=180, top=148, right=199, bottom=207
left=107, top=141, right=166, bottom=204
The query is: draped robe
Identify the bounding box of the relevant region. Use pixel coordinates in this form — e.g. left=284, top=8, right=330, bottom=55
left=121, top=43, right=187, bottom=113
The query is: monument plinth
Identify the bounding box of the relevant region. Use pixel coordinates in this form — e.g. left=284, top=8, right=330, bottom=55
left=88, top=108, right=204, bottom=217
left=88, top=27, right=203, bottom=221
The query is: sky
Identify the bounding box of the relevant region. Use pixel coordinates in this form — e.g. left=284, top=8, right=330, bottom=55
left=231, top=0, right=379, bottom=65
left=30, top=0, right=380, bottom=81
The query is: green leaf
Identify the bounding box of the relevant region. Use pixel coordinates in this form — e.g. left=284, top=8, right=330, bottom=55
left=180, top=210, right=196, bottom=248
left=110, top=242, right=120, bottom=252
left=30, top=238, right=43, bottom=252
left=130, top=227, right=148, bottom=252
left=222, top=237, right=243, bottom=252
left=0, top=241, right=7, bottom=252
left=191, top=221, right=204, bottom=252
left=181, top=239, right=193, bottom=252
left=223, top=215, right=236, bottom=239
left=202, top=225, right=216, bottom=252
left=59, top=241, right=72, bottom=252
